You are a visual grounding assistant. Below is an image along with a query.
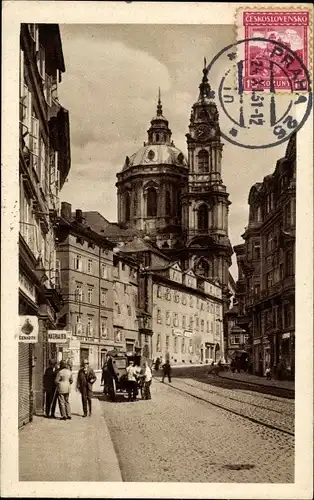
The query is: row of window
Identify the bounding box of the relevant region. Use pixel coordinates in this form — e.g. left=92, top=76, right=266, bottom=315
left=251, top=194, right=295, bottom=225
left=156, top=286, right=219, bottom=312
left=75, top=315, right=107, bottom=338
left=74, top=255, right=110, bottom=278
left=156, top=309, right=220, bottom=334
left=75, top=316, right=123, bottom=343
left=156, top=334, right=194, bottom=354
left=75, top=283, right=107, bottom=305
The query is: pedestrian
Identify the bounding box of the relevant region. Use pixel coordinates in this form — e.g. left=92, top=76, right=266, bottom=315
left=142, top=361, right=152, bottom=400
left=162, top=360, right=172, bottom=383
left=265, top=364, right=272, bottom=380
left=55, top=360, right=73, bottom=420
left=126, top=360, right=138, bottom=401
left=43, top=359, right=58, bottom=418
left=134, top=360, right=143, bottom=398
left=76, top=359, right=97, bottom=417
left=154, top=357, right=161, bottom=371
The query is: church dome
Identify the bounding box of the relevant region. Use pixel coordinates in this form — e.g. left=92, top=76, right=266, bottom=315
left=122, top=89, right=188, bottom=172
left=123, top=143, right=187, bottom=170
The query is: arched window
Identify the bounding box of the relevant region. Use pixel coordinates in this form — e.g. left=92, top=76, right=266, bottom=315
left=198, top=204, right=208, bottom=230
left=166, top=190, right=171, bottom=215
left=133, top=191, right=138, bottom=216
left=198, top=150, right=209, bottom=173
left=147, top=188, right=157, bottom=217
left=125, top=192, right=131, bottom=221
left=155, top=133, right=159, bottom=142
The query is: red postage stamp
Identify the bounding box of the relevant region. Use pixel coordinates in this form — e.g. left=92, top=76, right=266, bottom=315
left=239, top=10, right=310, bottom=91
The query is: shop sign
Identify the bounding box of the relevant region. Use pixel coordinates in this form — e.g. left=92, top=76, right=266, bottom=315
left=253, top=338, right=261, bottom=345
left=184, top=330, right=193, bottom=338
left=19, top=316, right=38, bottom=343
left=282, top=332, right=291, bottom=339
left=48, top=330, right=71, bottom=343
left=173, top=329, right=183, bottom=336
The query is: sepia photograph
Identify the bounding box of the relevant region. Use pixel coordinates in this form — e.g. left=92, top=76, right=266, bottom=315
left=1, top=2, right=313, bottom=499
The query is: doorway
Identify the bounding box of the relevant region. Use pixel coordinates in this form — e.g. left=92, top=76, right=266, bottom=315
left=80, top=348, right=89, bottom=367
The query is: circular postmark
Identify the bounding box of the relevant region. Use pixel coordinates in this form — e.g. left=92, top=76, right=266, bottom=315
left=207, top=37, right=312, bottom=149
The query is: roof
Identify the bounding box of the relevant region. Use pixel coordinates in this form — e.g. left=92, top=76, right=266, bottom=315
left=82, top=211, right=111, bottom=234
left=119, top=237, right=170, bottom=260
left=122, top=143, right=188, bottom=171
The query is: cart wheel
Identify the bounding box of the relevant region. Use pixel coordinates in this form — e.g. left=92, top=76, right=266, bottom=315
left=109, top=378, right=116, bottom=402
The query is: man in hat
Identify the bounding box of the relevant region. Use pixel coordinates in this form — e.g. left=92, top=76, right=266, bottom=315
left=43, top=359, right=58, bottom=418
left=55, top=360, right=73, bottom=420
left=76, top=359, right=97, bottom=417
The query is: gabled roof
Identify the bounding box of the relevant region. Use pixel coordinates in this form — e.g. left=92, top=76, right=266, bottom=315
left=83, top=211, right=111, bottom=234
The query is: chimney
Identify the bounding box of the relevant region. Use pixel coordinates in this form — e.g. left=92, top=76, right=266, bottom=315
left=75, top=209, right=83, bottom=223
left=61, top=202, right=72, bottom=220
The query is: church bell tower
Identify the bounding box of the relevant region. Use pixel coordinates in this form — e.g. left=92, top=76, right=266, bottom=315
left=182, top=60, right=232, bottom=303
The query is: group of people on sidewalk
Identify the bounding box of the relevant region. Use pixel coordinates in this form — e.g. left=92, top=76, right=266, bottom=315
left=43, top=358, right=97, bottom=420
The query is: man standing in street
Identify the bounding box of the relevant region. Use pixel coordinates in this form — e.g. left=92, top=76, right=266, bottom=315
left=43, top=359, right=58, bottom=418
left=162, top=360, right=172, bottom=383
left=142, top=361, right=152, bottom=400
left=76, top=359, right=97, bottom=417
left=55, top=360, right=73, bottom=420
left=126, top=360, right=138, bottom=401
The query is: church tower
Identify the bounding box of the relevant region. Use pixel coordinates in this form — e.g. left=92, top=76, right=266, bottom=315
left=182, top=60, right=232, bottom=303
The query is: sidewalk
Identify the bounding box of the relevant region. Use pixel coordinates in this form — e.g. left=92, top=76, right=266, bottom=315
left=218, top=371, right=295, bottom=391
left=19, top=384, right=122, bottom=481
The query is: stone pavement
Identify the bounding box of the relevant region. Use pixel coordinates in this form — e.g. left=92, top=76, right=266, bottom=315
left=219, top=371, right=295, bottom=390
left=19, top=385, right=122, bottom=481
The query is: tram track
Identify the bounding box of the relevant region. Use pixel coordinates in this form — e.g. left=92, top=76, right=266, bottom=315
left=180, top=379, right=293, bottom=416
left=157, top=378, right=294, bottom=437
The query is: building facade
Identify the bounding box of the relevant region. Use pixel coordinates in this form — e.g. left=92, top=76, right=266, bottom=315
left=19, top=23, right=71, bottom=426
left=56, top=204, right=115, bottom=370
left=112, top=252, right=139, bottom=354
left=235, top=134, right=296, bottom=379
left=150, top=263, right=224, bottom=364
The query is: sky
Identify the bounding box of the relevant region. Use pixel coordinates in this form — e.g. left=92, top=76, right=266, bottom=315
left=58, top=24, right=288, bottom=279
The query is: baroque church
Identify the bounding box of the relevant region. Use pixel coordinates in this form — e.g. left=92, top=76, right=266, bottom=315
left=115, top=63, right=233, bottom=310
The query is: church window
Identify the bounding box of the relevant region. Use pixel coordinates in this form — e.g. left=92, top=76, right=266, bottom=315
left=198, top=150, right=209, bottom=173
left=147, top=187, right=157, bottom=217
left=125, top=192, right=131, bottom=221
left=156, top=133, right=159, bottom=142
left=198, top=204, right=209, bottom=230
left=166, top=190, right=171, bottom=216
left=133, top=191, right=138, bottom=216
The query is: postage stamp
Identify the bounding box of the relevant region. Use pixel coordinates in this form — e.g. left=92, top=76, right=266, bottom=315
left=206, top=37, right=312, bottom=148
left=236, top=7, right=313, bottom=92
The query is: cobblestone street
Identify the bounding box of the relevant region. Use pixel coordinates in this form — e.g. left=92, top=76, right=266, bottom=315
left=100, top=377, right=294, bottom=483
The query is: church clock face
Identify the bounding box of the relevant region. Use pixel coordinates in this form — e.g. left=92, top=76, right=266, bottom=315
left=195, top=125, right=211, bottom=141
